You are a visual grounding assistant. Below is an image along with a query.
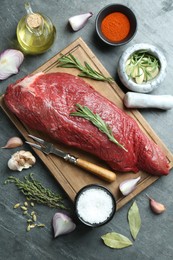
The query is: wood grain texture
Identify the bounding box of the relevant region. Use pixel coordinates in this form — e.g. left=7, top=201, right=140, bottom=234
left=1, top=38, right=173, bottom=210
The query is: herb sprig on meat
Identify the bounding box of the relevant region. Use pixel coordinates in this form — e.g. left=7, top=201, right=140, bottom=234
left=70, top=104, right=127, bottom=152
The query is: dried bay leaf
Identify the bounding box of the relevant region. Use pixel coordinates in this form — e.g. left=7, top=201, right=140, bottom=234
left=128, top=201, right=141, bottom=240
left=101, top=232, right=133, bottom=249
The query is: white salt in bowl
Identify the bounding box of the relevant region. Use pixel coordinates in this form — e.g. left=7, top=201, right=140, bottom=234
left=74, top=184, right=116, bottom=227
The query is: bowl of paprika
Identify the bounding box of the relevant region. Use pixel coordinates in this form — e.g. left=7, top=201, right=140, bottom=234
left=95, top=4, right=137, bottom=46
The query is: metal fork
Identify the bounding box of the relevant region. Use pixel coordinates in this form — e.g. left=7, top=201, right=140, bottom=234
left=26, top=135, right=74, bottom=161
left=26, top=134, right=116, bottom=183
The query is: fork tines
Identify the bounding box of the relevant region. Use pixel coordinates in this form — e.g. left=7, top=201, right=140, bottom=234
left=25, top=141, right=42, bottom=151
left=28, top=134, right=44, bottom=144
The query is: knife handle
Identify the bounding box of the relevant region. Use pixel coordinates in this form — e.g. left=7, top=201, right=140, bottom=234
left=76, top=158, right=116, bottom=183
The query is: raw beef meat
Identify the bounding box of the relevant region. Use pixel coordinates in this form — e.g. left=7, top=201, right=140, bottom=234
left=4, top=72, right=169, bottom=176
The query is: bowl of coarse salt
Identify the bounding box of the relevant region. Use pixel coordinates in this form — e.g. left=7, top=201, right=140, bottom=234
left=74, top=184, right=116, bottom=227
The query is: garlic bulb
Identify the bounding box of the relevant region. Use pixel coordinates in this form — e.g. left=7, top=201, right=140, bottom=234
left=119, top=176, right=141, bottom=196
left=8, top=150, right=36, bottom=171
left=2, top=137, right=23, bottom=149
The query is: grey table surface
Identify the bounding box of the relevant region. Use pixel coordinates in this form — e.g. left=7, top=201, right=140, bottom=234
left=1, top=0, right=173, bottom=259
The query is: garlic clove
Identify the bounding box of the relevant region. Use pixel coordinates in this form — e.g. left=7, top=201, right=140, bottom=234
left=135, top=68, right=144, bottom=84
left=18, top=158, right=26, bottom=166
left=146, top=194, right=166, bottom=214
left=53, top=212, right=76, bottom=238
left=146, top=66, right=159, bottom=80
left=131, top=66, right=138, bottom=78
left=2, top=137, right=23, bottom=149
left=8, top=158, right=20, bottom=171
left=119, top=176, right=141, bottom=196
left=125, top=61, right=133, bottom=76
left=68, top=12, right=93, bottom=31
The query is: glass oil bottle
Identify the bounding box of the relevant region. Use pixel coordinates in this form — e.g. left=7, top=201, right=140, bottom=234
left=16, top=2, right=56, bottom=55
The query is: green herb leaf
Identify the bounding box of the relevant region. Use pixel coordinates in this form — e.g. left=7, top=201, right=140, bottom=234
left=128, top=201, right=141, bottom=240
left=57, top=53, right=113, bottom=82
left=101, top=232, right=133, bottom=249
left=70, top=104, right=127, bottom=152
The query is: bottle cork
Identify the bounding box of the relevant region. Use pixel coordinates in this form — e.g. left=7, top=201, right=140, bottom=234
left=26, top=13, right=43, bottom=29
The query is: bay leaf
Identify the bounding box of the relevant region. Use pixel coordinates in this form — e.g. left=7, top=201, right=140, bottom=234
left=128, top=201, right=141, bottom=240
left=101, top=232, right=133, bottom=249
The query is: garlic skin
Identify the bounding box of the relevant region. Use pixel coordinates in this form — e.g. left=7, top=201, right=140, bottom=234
left=8, top=150, right=36, bottom=171
left=68, top=12, right=93, bottom=31
left=146, top=195, right=166, bottom=214
left=53, top=212, right=76, bottom=238
left=2, top=137, right=23, bottom=149
left=119, top=176, right=141, bottom=196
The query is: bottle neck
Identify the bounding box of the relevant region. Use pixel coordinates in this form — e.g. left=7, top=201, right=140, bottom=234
left=26, top=13, right=44, bottom=36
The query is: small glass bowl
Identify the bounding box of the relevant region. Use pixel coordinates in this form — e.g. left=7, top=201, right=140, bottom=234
left=95, top=4, right=137, bottom=46
left=118, top=43, right=167, bottom=93
left=74, top=184, right=116, bottom=227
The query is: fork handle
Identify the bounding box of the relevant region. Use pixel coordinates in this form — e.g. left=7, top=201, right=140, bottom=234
left=76, top=158, right=116, bottom=183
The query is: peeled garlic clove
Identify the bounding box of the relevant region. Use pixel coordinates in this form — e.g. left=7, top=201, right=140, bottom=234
left=146, top=194, right=166, bottom=214
left=2, top=137, right=23, bottom=149
left=135, top=68, right=144, bottom=84
left=146, top=66, right=159, bottom=80
left=131, top=66, right=138, bottom=78
left=53, top=212, right=76, bottom=238
left=119, top=176, right=141, bottom=196
left=125, top=64, right=133, bottom=76
left=68, top=12, right=93, bottom=31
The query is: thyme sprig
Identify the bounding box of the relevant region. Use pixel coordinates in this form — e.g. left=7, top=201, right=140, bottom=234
left=70, top=104, right=127, bottom=152
left=5, top=173, right=67, bottom=209
left=126, top=50, right=160, bottom=84
left=57, top=53, right=113, bottom=82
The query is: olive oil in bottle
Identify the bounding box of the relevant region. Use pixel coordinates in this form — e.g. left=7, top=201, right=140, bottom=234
left=17, top=2, right=56, bottom=55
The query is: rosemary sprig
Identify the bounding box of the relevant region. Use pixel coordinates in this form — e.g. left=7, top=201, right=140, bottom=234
left=5, top=173, right=67, bottom=209
left=70, top=104, right=127, bottom=152
left=57, top=53, right=113, bottom=82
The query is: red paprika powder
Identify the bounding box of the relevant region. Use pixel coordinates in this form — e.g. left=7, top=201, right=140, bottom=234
left=101, top=12, right=130, bottom=42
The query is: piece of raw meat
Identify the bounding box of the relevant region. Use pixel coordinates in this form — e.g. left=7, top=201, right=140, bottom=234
left=4, top=72, right=169, bottom=175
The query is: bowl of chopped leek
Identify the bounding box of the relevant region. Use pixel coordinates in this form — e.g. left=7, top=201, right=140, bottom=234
left=118, top=43, right=167, bottom=93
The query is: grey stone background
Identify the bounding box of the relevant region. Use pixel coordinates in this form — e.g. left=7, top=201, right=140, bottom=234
left=0, top=0, right=173, bottom=259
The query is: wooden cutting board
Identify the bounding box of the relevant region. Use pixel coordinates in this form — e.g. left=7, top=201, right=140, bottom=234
left=1, top=37, right=173, bottom=210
